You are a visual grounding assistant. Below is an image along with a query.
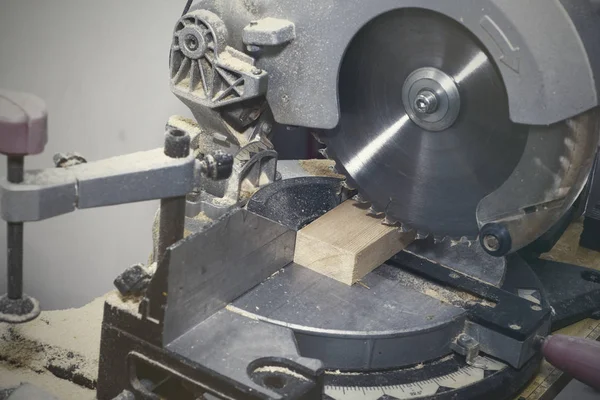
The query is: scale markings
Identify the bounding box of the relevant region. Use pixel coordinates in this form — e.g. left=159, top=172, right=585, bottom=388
left=325, top=356, right=506, bottom=399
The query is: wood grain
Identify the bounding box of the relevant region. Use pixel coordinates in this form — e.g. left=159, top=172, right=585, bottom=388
left=293, top=200, right=415, bottom=285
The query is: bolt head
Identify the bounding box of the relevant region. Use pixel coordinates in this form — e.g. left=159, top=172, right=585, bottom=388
left=413, top=90, right=439, bottom=114
left=261, top=123, right=273, bottom=134
left=251, top=67, right=263, bottom=75
left=184, top=34, right=199, bottom=51
left=483, top=234, right=500, bottom=252
left=458, top=335, right=472, bottom=345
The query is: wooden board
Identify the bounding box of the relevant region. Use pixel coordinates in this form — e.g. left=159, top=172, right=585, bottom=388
left=293, top=200, right=415, bottom=285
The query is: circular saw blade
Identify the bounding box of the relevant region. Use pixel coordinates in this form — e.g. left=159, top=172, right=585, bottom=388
left=324, top=8, right=529, bottom=239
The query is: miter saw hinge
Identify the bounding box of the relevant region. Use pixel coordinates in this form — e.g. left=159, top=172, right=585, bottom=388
left=170, top=10, right=268, bottom=109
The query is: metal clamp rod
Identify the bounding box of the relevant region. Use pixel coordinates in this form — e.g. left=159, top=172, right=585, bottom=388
left=157, top=130, right=190, bottom=264
left=0, top=147, right=197, bottom=223
left=6, top=156, right=24, bottom=300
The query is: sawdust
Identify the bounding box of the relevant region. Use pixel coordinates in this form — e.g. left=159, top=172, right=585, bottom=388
left=240, top=184, right=260, bottom=200
left=0, top=294, right=106, bottom=397
left=218, top=49, right=255, bottom=74
left=542, top=218, right=600, bottom=269
left=325, top=369, right=364, bottom=376
left=394, top=268, right=496, bottom=309
left=299, top=159, right=344, bottom=179
left=0, top=367, right=94, bottom=400
left=105, top=291, right=142, bottom=319
left=167, top=115, right=201, bottom=139
left=253, top=366, right=309, bottom=381
left=211, top=196, right=236, bottom=206
left=193, top=211, right=212, bottom=223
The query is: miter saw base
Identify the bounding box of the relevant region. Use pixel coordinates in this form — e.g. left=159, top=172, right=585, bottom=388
left=96, top=176, right=600, bottom=400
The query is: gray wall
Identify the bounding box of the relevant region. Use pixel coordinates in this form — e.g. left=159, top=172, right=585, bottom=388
left=0, top=0, right=191, bottom=309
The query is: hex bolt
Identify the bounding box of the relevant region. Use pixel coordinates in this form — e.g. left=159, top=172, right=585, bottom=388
left=414, top=90, right=439, bottom=114
left=156, top=129, right=191, bottom=264
left=451, top=334, right=480, bottom=366
left=457, top=334, right=475, bottom=347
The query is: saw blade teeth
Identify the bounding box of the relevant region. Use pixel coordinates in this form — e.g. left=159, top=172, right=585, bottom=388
left=399, top=224, right=414, bottom=233
left=416, top=231, right=429, bottom=240
left=381, top=216, right=398, bottom=226
left=353, top=193, right=369, bottom=204
left=367, top=206, right=384, bottom=217
left=341, top=180, right=356, bottom=190
left=318, top=148, right=329, bottom=158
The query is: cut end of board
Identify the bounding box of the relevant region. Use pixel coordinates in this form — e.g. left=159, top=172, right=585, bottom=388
left=293, top=200, right=415, bottom=285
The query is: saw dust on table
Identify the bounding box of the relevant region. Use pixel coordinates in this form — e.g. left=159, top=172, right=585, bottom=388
left=0, top=294, right=107, bottom=399
left=518, top=219, right=600, bottom=400
left=298, top=159, right=344, bottom=179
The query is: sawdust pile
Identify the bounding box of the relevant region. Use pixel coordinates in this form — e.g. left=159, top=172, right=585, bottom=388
left=0, top=294, right=106, bottom=399
left=299, top=159, right=344, bottom=179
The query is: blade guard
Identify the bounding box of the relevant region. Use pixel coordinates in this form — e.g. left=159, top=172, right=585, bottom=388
left=477, top=108, right=600, bottom=253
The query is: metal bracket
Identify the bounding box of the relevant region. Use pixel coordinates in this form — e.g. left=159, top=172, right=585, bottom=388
left=0, top=148, right=196, bottom=222
left=451, top=334, right=482, bottom=367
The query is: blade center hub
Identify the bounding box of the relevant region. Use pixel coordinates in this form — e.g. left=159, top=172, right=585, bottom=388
left=402, top=67, right=461, bottom=132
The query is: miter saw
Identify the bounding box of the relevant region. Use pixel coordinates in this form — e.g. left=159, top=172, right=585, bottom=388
left=2, top=1, right=600, bottom=399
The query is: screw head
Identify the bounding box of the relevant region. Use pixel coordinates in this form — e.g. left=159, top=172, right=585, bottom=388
left=458, top=334, right=475, bottom=346
left=414, top=90, right=439, bottom=114
left=251, top=67, right=263, bottom=75
left=483, top=234, right=500, bottom=252
left=261, top=123, right=272, bottom=134
left=184, top=34, right=199, bottom=51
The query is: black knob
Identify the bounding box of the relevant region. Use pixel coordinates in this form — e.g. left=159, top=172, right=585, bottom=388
left=199, top=150, right=234, bottom=181
left=479, top=223, right=512, bottom=257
